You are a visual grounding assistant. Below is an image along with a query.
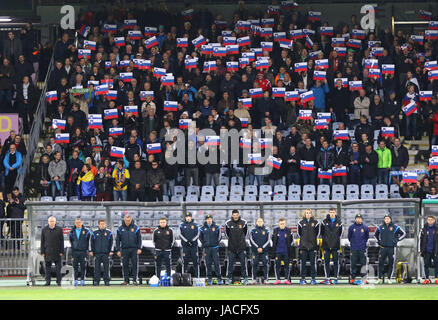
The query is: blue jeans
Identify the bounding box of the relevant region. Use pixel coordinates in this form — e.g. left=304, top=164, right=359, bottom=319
left=301, top=171, right=315, bottom=185
left=248, top=174, right=263, bottom=186
left=162, top=179, right=175, bottom=197
left=269, top=179, right=282, bottom=188
left=287, top=172, right=300, bottom=185
left=349, top=169, right=361, bottom=185
left=404, top=114, right=417, bottom=140
left=113, top=189, right=128, bottom=201
left=377, top=168, right=389, bottom=185
left=0, top=89, right=12, bottom=107
left=51, top=181, right=65, bottom=198
left=319, top=178, right=332, bottom=185
left=363, top=177, right=377, bottom=187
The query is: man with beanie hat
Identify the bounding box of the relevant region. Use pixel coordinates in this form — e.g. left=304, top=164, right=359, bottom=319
left=179, top=212, right=200, bottom=278
left=374, top=214, right=406, bottom=284
left=199, top=214, right=223, bottom=285
left=419, top=216, right=438, bottom=284
left=348, top=214, right=369, bottom=285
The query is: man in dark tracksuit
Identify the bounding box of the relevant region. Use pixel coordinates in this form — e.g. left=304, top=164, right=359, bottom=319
left=68, top=218, right=91, bottom=286
left=297, top=209, right=320, bottom=285
left=419, top=216, right=438, bottom=284
left=321, top=208, right=343, bottom=284
left=348, top=213, right=369, bottom=285
left=116, top=214, right=142, bottom=285
left=374, top=214, right=406, bottom=284
left=179, top=212, right=200, bottom=278
left=225, top=209, right=248, bottom=285
left=41, top=216, right=64, bottom=286
left=199, top=214, right=223, bottom=285
left=271, top=218, right=293, bottom=284
left=153, top=217, right=174, bottom=277
left=90, top=219, right=114, bottom=286
left=249, top=218, right=270, bottom=284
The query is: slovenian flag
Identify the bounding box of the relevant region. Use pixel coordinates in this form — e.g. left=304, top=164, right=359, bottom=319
left=290, top=29, right=304, bottom=40
left=295, top=62, right=307, bottom=72
left=215, top=20, right=228, bottom=28
left=84, top=40, right=96, bottom=51
left=177, top=37, right=188, bottom=48
left=240, top=118, right=248, bottom=128
left=272, top=87, right=286, bottom=98
left=88, top=118, right=103, bottom=129
left=124, top=105, right=138, bottom=116
left=285, top=91, right=299, bottom=101
left=226, top=61, right=238, bottom=72
left=425, top=61, right=438, bottom=71
left=334, top=78, right=349, bottom=88
left=347, top=39, right=361, bottom=48
left=114, top=37, right=125, bottom=47
left=365, top=59, right=379, bottom=69
left=109, top=127, right=123, bottom=136
left=110, top=146, right=125, bottom=158
left=300, top=91, right=315, bottom=103
left=332, top=37, right=345, bottom=47
left=368, top=68, right=381, bottom=79
left=164, top=101, right=178, bottom=111
left=402, top=171, right=418, bottom=184
left=259, top=27, right=273, bottom=37
left=55, top=133, right=69, bottom=144
left=332, top=166, right=347, bottom=177
left=248, top=88, right=262, bottom=99
left=381, top=127, right=395, bottom=137
left=261, top=42, right=273, bottom=52
left=124, top=19, right=137, bottom=29
left=52, top=119, right=66, bottom=130
left=429, top=157, right=438, bottom=169
left=349, top=81, right=363, bottom=91
left=315, top=59, right=328, bottom=70
left=181, top=8, right=194, bottom=20
left=279, top=39, right=293, bottom=49
left=299, top=109, right=313, bottom=120
left=425, top=30, right=438, bottom=40
left=119, top=60, right=130, bottom=69
left=309, top=50, right=321, bottom=60
left=184, top=59, right=197, bottom=69
left=128, top=30, right=142, bottom=40
left=314, top=119, right=328, bottom=130
left=144, top=27, right=157, bottom=37
left=105, top=90, right=117, bottom=99
left=94, top=85, right=109, bottom=96
left=267, top=5, right=280, bottom=15
left=145, top=36, right=159, bottom=49
left=317, top=112, right=332, bottom=122
left=267, top=156, right=282, bottom=169
left=371, top=47, right=384, bottom=57
left=419, top=10, right=432, bottom=20
left=152, top=67, right=166, bottom=78
left=242, top=52, right=255, bottom=62
left=79, top=25, right=90, bottom=37
left=138, top=59, right=151, bottom=70
left=201, top=45, right=213, bottom=55
left=226, top=45, right=239, bottom=55
left=403, top=101, right=417, bottom=116
left=103, top=24, right=117, bottom=33
left=240, top=138, right=251, bottom=148
left=420, top=91, right=433, bottom=101
left=206, top=136, right=220, bottom=146
left=334, top=130, right=349, bottom=140
left=203, top=61, right=217, bottom=72
left=192, top=35, right=206, bottom=48
left=221, top=30, right=232, bottom=37
left=212, top=46, right=226, bottom=57
left=251, top=48, right=263, bottom=57
left=318, top=169, right=332, bottom=180
left=239, top=98, right=252, bottom=108
left=147, top=143, right=161, bottom=154
left=179, top=119, right=192, bottom=129
left=411, top=35, right=424, bottom=45
left=161, top=74, right=174, bottom=86
left=248, top=153, right=262, bottom=164
left=274, top=32, right=287, bottom=42
left=104, top=108, right=118, bottom=120
left=433, top=145, right=438, bottom=156
left=256, top=58, right=269, bottom=70
left=259, top=138, right=272, bottom=149
left=236, top=20, right=251, bottom=30
left=308, top=11, right=321, bottom=21
left=237, top=36, right=251, bottom=47
left=223, top=36, right=236, bottom=46
left=429, top=21, right=438, bottom=30
left=281, top=0, right=298, bottom=9
left=120, top=72, right=133, bottom=82
left=334, top=47, right=347, bottom=57
left=300, top=160, right=314, bottom=171
left=313, top=71, right=326, bottom=81
left=140, top=91, right=154, bottom=101
left=352, top=29, right=365, bottom=40
left=239, top=58, right=250, bottom=68
left=78, top=49, right=91, bottom=59
left=382, top=64, right=395, bottom=74
left=320, top=26, right=334, bottom=36
left=429, top=70, right=438, bottom=80
left=305, top=36, right=313, bottom=49
left=46, top=91, right=58, bottom=102
left=105, top=61, right=111, bottom=69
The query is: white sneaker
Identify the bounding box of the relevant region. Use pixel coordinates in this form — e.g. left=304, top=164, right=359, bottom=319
left=375, top=278, right=383, bottom=284
left=386, top=279, right=392, bottom=284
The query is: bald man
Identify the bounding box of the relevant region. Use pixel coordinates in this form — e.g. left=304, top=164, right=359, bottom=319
left=41, top=217, right=65, bottom=286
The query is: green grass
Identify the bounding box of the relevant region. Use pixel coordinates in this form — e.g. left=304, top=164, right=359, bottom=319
left=0, top=285, right=437, bottom=300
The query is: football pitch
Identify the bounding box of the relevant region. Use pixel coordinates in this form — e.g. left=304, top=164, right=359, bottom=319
left=0, top=284, right=437, bottom=300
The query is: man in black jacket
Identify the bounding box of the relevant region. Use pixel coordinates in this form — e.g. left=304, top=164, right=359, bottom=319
left=41, top=216, right=64, bottom=286
left=272, top=218, right=293, bottom=284
left=129, top=160, right=146, bottom=201
left=320, top=208, right=343, bottom=284
left=354, top=116, right=374, bottom=145
left=359, top=144, right=378, bottom=186
left=153, top=217, right=174, bottom=277
left=224, top=209, right=248, bottom=285
left=333, top=139, right=349, bottom=185
left=90, top=219, right=113, bottom=286
left=199, top=214, right=223, bottom=285
left=298, top=138, right=317, bottom=185
left=390, top=138, right=409, bottom=171
left=297, top=209, right=320, bottom=285
left=7, top=187, right=26, bottom=250
left=116, top=214, right=142, bottom=285
left=419, top=216, right=438, bottom=284
left=179, top=212, right=200, bottom=278
left=249, top=218, right=270, bottom=284
left=374, top=214, right=406, bottom=284
left=68, top=217, right=91, bottom=286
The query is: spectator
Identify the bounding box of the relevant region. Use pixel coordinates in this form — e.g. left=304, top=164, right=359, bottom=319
left=376, top=140, right=392, bottom=185
left=77, top=164, right=96, bottom=201
left=38, top=154, right=51, bottom=197
left=316, top=140, right=334, bottom=185
left=146, top=160, right=165, bottom=201
left=0, top=58, right=15, bottom=112
left=299, top=138, right=317, bottom=185
left=3, top=144, right=22, bottom=194
left=48, top=151, right=67, bottom=198
left=112, top=160, right=130, bottom=201
left=353, top=89, right=370, bottom=121
left=360, top=144, right=378, bottom=187
left=95, top=165, right=112, bottom=201
left=3, top=31, right=22, bottom=63
left=129, top=160, right=147, bottom=201
left=7, top=187, right=26, bottom=249
left=390, top=138, right=409, bottom=172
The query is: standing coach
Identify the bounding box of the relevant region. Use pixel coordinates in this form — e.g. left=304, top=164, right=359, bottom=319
left=90, top=219, right=114, bottom=286
left=225, top=209, right=248, bottom=285
left=41, top=216, right=64, bottom=286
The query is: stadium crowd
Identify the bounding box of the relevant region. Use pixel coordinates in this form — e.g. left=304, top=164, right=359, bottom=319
left=32, top=2, right=438, bottom=201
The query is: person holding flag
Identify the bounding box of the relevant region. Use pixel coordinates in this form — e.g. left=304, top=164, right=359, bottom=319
left=316, top=140, right=334, bottom=185
left=76, top=164, right=96, bottom=201
left=374, top=214, right=406, bottom=284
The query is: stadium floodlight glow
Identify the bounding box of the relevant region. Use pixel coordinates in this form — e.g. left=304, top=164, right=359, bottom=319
left=0, top=17, right=12, bottom=22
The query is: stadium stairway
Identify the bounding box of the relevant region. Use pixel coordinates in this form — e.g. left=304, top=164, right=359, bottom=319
left=402, top=136, right=430, bottom=170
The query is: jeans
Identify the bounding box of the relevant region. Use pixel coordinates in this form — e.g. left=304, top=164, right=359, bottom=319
left=274, top=252, right=290, bottom=280
left=404, top=114, right=417, bottom=140
left=269, top=178, right=282, bottom=188
left=51, top=181, right=65, bottom=198
left=205, top=173, right=219, bottom=186
left=113, top=189, right=128, bottom=201
left=377, top=168, right=389, bottom=185
left=287, top=172, right=300, bottom=185
left=363, top=177, right=377, bottom=187
left=185, top=168, right=199, bottom=186
left=349, top=169, right=361, bottom=185
left=301, top=171, right=315, bottom=185
left=162, top=179, right=175, bottom=197
left=248, top=174, right=263, bottom=186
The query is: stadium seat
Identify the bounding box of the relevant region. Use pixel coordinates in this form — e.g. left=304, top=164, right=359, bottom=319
left=40, top=196, right=53, bottom=202
left=174, top=186, right=186, bottom=197
left=303, top=185, right=316, bottom=199
left=375, top=184, right=389, bottom=199
left=259, top=185, right=272, bottom=196
left=243, top=195, right=257, bottom=201
left=69, top=196, right=79, bottom=201
left=245, top=185, right=258, bottom=196
left=390, top=184, right=402, bottom=198
left=288, top=185, right=301, bottom=200
left=230, top=185, right=243, bottom=197
left=317, top=185, right=330, bottom=200
left=273, top=194, right=286, bottom=201
left=185, top=195, right=198, bottom=202
left=219, top=176, right=229, bottom=186
left=332, top=184, right=345, bottom=200
left=215, top=195, right=228, bottom=202
left=361, top=184, right=374, bottom=200
left=274, top=185, right=287, bottom=196
left=171, top=195, right=184, bottom=202
left=201, top=185, right=214, bottom=197
left=187, top=186, right=200, bottom=197
left=229, top=195, right=242, bottom=202
left=162, top=195, right=169, bottom=202
left=346, top=184, right=359, bottom=200
left=55, top=196, right=68, bottom=202
left=216, top=185, right=229, bottom=197
left=303, top=193, right=315, bottom=201
left=200, top=195, right=213, bottom=202
left=259, top=194, right=272, bottom=201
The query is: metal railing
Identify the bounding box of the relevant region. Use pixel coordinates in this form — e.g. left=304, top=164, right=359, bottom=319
left=0, top=218, right=29, bottom=276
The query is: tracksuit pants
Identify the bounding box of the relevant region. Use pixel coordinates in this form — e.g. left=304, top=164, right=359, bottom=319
left=182, top=246, right=199, bottom=278
left=300, top=249, right=317, bottom=279
left=323, top=249, right=340, bottom=279
left=274, top=252, right=290, bottom=280
left=72, top=250, right=87, bottom=281
left=378, top=247, right=395, bottom=279
left=94, top=253, right=110, bottom=284
left=121, top=248, right=138, bottom=282
left=424, top=252, right=438, bottom=279
left=45, top=258, right=62, bottom=285
left=227, top=251, right=247, bottom=279
left=252, top=250, right=268, bottom=280
left=350, top=250, right=366, bottom=279
left=155, top=249, right=171, bottom=276
left=204, top=247, right=222, bottom=280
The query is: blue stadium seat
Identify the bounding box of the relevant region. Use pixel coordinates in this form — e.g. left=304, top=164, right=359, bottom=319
left=361, top=184, right=374, bottom=199
left=375, top=184, right=388, bottom=199
left=346, top=184, right=359, bottom=200
left=40, top=196, right=53, bottom=202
